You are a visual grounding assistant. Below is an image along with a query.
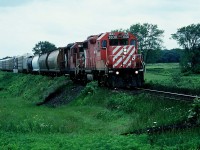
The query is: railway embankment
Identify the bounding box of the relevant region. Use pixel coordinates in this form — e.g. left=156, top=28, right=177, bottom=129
left=0, top=70, right=200, bottom=149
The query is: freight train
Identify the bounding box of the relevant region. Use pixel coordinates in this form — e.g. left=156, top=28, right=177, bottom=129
left=0, top=32, right=145, bottom=87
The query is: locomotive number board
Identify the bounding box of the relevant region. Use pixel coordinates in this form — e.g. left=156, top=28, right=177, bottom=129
left=108, top=33, right=129, bottom=39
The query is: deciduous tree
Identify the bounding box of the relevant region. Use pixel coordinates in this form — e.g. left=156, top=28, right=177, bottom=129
left=32, top=41, right=57, bottom=55
left=172, top=24, right=200, bottom=71
left=128, top=23, right=164, bottom=62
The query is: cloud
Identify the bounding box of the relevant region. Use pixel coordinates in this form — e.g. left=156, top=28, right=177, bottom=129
left=0, top=0, right=35, bottom=7
left=0, top=0, right=199, bottom=57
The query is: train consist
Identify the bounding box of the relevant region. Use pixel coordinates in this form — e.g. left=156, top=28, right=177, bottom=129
left=0, top=32, right=145, bottom=87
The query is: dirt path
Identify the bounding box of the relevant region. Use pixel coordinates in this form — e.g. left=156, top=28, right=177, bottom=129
left=37, top=85, right=84, bottom=107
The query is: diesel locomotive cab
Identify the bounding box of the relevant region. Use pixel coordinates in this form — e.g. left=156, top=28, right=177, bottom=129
left=58, top=31, right=145, bottom=88
left=98, top=32, right=144, bottom=87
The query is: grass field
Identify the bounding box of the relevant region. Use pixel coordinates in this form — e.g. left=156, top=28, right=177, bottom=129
left=145, top=63, right=200, bottom=95
left=0, top=66, right=200, bottom=149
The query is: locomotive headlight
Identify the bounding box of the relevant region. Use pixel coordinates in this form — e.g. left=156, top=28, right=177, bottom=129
left=123, top=48, right=127, bottom=54
left=116, top=71, right=119, bottom=75
left=135, top=71, right=138, bottom=74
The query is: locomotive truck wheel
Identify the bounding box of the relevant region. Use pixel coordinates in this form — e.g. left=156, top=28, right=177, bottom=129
left=102, top=76, right=109, bottom=87
left=106, top=76, right=112, bottom=87
left=110, top=76, right=116, bottom=88
left=136, top=76, right=142, bottom=87
left=98, top=75, right=104, bottom=86
left=82, top=75, right=87, bottom=85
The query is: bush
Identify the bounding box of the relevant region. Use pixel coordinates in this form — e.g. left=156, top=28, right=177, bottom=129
left=179, top=51, right=194, bottom=73
left=187, top=98, right=200, bottom=124
left=81, top=81, right=98, bottom=96
left=171, top=72, right=182, bottom=83
left=192, top=64, right=200, bottom=74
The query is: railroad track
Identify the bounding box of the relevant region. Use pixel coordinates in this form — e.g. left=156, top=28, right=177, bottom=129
left=136, top=87, right=200, bottom=102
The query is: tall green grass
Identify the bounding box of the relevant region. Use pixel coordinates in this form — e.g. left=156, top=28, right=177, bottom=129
left=0, top=132, right=154, bottom=150
left=0, top=71, right=200, bottom=149
left=0, top=71, right=69, bottom=103
left=145, top=63, right=200, bottom=94
left=72, top=82, right=189, bottom=131
left=152, top=127, right=200, bottom=149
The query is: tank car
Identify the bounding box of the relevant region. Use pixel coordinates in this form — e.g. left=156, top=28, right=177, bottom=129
left=32, top=55, right=40, bottom=73
left=38, top=53, right=49, bottom=73
left=47, top=49, right=64, bottom=74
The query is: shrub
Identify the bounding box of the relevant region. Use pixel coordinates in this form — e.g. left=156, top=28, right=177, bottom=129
left=179, top=53, right=192, bottom=73
left=192, top=64, right=200, bottom=74
left=171, top=72, right=182, bottom=83
left=187, top=98, right=200, bottom=124
left=106, top=93, right=135, bottom=113
left=81, top=81, right=98, bottom=96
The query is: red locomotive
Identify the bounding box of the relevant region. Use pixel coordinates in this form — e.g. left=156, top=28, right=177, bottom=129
left=68, top=32, right=144, bottom=87
left=0, top=32, right=145, bottom=87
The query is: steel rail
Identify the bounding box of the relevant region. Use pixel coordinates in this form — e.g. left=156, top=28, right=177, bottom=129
left=136, top=87, right=200, bottom=102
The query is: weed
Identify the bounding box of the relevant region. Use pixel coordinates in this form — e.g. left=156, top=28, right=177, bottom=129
left=81, top=81, right=98, bottom=96
left=145, top=63, right=200, bottom=95
left=187, top=98, right=200, bottom=124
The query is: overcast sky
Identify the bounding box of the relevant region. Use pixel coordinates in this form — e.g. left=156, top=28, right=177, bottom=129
left=0, top=0, right=199, bottom=57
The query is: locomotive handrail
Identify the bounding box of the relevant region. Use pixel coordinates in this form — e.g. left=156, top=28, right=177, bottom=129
left=75, top=54, right=143, bottom=69
left=78, top=57, right=96, bottom=69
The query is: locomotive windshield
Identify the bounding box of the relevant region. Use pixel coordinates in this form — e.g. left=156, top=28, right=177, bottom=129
left=109, top=39, right=128, bottom=46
